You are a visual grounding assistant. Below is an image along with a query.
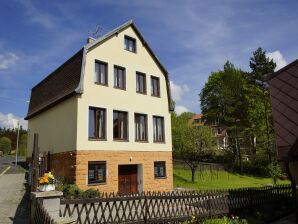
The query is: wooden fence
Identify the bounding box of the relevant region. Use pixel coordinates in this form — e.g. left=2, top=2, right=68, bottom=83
left=228, top=184, right=292, bottom=212
left=59, top=185, right=292, bottom=224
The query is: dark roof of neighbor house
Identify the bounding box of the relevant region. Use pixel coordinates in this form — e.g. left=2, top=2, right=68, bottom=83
left=268, top=59, right=298, bottom=161
left=25, top=20, right=173, bottom=120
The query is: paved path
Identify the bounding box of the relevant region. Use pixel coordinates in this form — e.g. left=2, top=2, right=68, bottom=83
left=0, top=163, right=29, bottom=223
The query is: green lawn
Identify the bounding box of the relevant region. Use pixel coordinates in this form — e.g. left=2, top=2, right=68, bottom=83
left=174, top=165, right=290, bottom=190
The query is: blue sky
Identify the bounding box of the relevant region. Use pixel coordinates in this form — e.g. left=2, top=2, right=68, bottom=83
left=1, top=0, right=298, bottom=129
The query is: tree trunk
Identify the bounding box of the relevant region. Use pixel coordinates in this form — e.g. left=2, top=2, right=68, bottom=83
left=235, top=130, right=242, bottom=174
left=191, top=168, right=196, bottom=183
left=262, top=88, right=272, bottom=163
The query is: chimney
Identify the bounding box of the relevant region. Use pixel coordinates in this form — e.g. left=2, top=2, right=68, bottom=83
left=87, top=37, right=96, bottom=44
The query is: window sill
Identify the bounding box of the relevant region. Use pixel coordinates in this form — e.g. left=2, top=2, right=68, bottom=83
left=124, top=49, right=137, bottom=53
left=114, top=87, right=126, bottom=91
left=94, top=82, right=108, bottom=87
left=154, top=176, right=167, bottom=179
left=153, top=141, right=166, bottom=144
left=151, top=94, right=161, bottom=98
left=88, top=138, right=107, bottom=141
left=136, top=91, right=147, bottom=95
left=135, top=140, right=148, bottom=143
left=113, top=139, right=129, bottom=142
left=88, top=182, right=106, bottom=186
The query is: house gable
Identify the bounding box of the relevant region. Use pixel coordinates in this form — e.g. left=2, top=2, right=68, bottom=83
left=26, top=21, right=173, bottom=120
left=81, top=21, right=173, bottom=112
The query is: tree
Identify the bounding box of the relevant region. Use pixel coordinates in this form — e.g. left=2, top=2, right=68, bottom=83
left=0, top=137, right=12, bottom=154
left=18, top=133, right=27, bottom=156
left=172, top=112, right=216, bottom=182
left=200, top=61, right=251, bottom=173
left=248, top=47, right=276, bottom=163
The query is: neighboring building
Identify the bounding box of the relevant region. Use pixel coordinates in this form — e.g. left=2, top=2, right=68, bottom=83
left=25, top=21, right=174, bottom=193
left=189, top=114, right=228, bottom=149
left=268, top=59, right=298, bottom=216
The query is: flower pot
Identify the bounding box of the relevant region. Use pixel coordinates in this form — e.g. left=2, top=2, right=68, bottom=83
left=39, top=184, right=55, bottom=192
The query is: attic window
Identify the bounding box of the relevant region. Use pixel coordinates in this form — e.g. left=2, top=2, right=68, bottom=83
left=124, top=36, right=136, bottom=53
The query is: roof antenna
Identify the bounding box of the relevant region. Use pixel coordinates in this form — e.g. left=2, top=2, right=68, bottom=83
left=88, top=25, right=103, bottom=39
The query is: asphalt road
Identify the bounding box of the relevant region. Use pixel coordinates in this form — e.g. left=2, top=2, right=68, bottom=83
left=0, top=156, right=29, bottom=224
left=0, top=156, right=26, bottom=174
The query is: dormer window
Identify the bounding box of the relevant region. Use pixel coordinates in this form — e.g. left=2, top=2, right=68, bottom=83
left=124, top=35, right=136, bottom=53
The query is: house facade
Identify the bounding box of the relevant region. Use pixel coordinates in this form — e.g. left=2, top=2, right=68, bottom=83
left=26, top=21, right=174, bottom=193
left=189, top=114, right=228, bottom=150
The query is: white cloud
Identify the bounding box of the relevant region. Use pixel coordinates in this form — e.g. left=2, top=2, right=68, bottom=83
left=266, top=50, right=287, bottom=71
left=19, top=0, right=57, bottom=29
left=175, top=105, right=189, bottom=115
left=0, top=112, right=27, bottom=129
left=0, top=53, right=19, bottom=70
left=170, top=80, right=189, bottom=102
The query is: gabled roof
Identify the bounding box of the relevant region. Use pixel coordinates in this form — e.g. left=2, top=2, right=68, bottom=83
left=26, top=20, right=173, bottom=120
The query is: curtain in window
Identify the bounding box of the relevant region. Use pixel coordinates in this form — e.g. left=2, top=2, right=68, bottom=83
left=153, top=117, right=164, bottom=142
left=95, top=64, right=99, bottom=83
left=100, top=64, right=106, bottom=84
left=98, top=110, right=103, bottom=138
left=120, top=113, right=124, bottom=139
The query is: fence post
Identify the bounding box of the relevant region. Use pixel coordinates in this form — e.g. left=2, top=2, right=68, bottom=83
left=31, top=191, right=63, bottom=219
left=144, top=194, right=148, bottom=224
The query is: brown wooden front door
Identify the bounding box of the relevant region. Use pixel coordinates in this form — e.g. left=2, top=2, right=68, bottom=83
left=118, top=165, right=138, bottom=194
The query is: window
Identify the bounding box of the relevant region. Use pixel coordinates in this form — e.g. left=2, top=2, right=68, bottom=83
left=89, top=107, right=106, bottom=139
left=113, top=110, right=128, bottom=140
left=151, top=76, right=160, bottom=97
left=124, top=36, right=136, bottom=52
left=153, top=116, right=164, bottom=142
left=95, top=61, right=108, bottom=85
left=154, top=161, right=166, bottom=178
left=88, top=161, right=106, bottom=184
left=136, top=72, right=146, bottom=94
left=135, top=113, right=147, bottom=141
left=114, top=66, right=126, bottom=90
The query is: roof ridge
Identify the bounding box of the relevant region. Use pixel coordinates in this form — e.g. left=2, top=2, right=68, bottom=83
left=268, top=59, right=298, bottom=80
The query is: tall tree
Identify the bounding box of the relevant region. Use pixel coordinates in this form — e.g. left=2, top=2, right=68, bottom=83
left=248, top=47, right=276, bottom=163
left=172, top=112, right=216, bottom=182
left=200, top=61, right=251, bottom=172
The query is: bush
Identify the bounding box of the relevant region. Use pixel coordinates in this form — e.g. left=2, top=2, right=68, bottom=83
left=60, top=184, right=82, bottom=199
left=56, top=184, right=100, bottom=199
left=81, top=188, right=100, bottom=199
left=0, top=137, right=12, bottom=154
left=267, top=162, right=282, bottom=184
left=203, top=216, right=248, bottom=224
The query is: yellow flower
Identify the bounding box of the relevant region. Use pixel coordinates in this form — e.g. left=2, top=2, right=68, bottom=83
left=48, top=172, right=54, bottom=179
left=43, top=176, right=49, bottom=184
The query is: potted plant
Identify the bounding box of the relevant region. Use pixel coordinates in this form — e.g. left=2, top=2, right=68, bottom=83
left=38, top=172, right=56, bottom=191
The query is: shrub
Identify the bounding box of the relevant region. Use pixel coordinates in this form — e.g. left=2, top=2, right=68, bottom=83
left=0, top=137, right=12, bottom=154
left=58, top=184, right=83, bottom=199
left=56, top=184, right=101, bottom=199
left=203, top=216, right=248, bottom=224
left=267, top=162, right=282, bottom=184
left=81, top=188, right=100, bottom=199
